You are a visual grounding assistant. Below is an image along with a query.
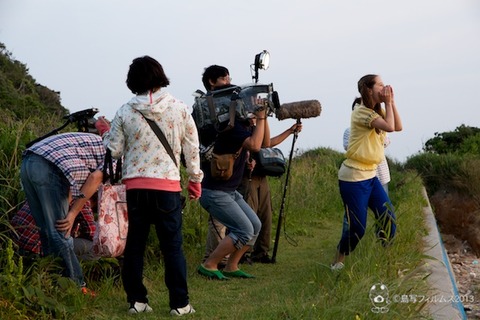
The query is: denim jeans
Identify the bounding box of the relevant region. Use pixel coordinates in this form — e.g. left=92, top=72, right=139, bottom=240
left=200, top=188, right=261, bottom=249
left=337, top=177, right=396, bottom=255
left=122, top=189, right=189, bottom=309
left=20, top=153, right=84, bottom=286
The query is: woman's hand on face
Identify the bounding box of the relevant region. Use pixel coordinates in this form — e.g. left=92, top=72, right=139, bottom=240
left=389, top=85, right=395, bottom=102
left=380, top=85, right=393, bottom=104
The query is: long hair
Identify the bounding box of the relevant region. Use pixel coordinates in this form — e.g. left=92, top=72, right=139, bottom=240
left=353, top=74, right=382, bottom=115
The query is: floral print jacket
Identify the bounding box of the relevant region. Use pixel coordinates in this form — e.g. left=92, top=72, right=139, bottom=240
left=104, top=90, right=203, bottom=190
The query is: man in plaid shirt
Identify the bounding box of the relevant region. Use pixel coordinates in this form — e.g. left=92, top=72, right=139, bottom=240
left=20, top=132, right=105, bottom=288
left=11, top=200, right=97, bottom=259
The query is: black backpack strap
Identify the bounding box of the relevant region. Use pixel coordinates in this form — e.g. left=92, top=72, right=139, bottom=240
left=206, top=95, right=217, bottom=124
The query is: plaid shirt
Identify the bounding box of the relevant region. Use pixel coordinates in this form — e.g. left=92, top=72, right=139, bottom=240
left=10, top=201, right=96, bottom=255
left=25, top=132, right=105, bottom=197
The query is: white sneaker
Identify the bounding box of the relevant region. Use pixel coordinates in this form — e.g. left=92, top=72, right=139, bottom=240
left=330, top=262, right=345, bottom=271
left=128, top=302, right=153, bottom=314
left=170, top=303, right=196, bottom=316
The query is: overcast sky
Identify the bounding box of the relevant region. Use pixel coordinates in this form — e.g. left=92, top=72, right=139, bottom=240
left=1, top=0, right=479, bottom=162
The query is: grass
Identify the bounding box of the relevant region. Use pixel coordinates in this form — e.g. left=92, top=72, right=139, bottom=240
left=12, top=152, right=433, bottom=319
left=0, top=124, right=438, bottom=319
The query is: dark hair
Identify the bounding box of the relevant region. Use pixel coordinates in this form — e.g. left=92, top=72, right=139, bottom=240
left=202, top=65, right=229, bottom=91
left=126, top=56, right=170, bottom=94
left=353, top=74, right=381, bottom=114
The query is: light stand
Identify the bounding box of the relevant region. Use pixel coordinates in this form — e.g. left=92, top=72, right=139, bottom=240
left=251, top=50, right=270, bottom=83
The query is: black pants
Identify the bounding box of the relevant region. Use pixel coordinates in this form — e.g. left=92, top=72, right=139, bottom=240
left=122, top=189, right=189, bottom=309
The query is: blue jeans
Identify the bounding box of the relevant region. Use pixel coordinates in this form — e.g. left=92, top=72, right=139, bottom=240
left=122, top=189, right=189, bottom=309
left=337, top=177, right=396, bottom=255
left=20, top=153, right=84, bottom=285
left=200, top=188, right=261, bottom=249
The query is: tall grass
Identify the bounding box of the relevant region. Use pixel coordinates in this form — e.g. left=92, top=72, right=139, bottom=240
left=1, top=124, right=436, bottom=319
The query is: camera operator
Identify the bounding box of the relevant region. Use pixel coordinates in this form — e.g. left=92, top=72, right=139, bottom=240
left=197, top=64, right=268, bottom=280
left=199, top=65, right=233, bottom=269
left=20, top=131, right=105, bottom=294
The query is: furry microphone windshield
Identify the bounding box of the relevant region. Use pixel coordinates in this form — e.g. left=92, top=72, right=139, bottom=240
left=275, top=100, right=322, bottom=120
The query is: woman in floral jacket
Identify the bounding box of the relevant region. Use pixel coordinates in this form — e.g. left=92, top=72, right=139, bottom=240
left=96, top=56, right=203, bottom=316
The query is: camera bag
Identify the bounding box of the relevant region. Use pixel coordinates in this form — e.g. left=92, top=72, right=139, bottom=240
left=210, top=147, right=242, bottom=180
left=255, top=147, right=286, bottom=177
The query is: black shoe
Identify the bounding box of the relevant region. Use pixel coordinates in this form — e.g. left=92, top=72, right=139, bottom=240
left=239, top=254, right=253, bottom=265
left=251, top=254, right=274, bottom=264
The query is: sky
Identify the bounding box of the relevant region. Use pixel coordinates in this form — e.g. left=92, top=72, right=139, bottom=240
left=1, top=0, right=479, bottom=162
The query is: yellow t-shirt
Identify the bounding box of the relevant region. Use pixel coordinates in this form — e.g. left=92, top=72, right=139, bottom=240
left=339, top=103, right=385, bottom=182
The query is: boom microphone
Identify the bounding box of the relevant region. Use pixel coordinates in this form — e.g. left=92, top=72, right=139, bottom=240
left=275, top=100, right=322, bottom=120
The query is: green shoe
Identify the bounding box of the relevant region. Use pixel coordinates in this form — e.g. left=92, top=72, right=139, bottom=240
left=197, top=265, right=229, bottom=280
left=222, top=269, right=255, bottom=278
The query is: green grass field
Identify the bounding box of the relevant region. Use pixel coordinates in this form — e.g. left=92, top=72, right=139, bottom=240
left=1, top=146, right=435, bottom=319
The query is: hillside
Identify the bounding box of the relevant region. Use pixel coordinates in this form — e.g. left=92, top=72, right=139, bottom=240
left=0, top=43, right=73, bottom=219
left=0, top=42, right=68, bottom=129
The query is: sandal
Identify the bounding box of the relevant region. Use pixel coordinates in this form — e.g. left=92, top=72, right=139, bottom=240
left=222, top=269, right=255, bottom=278
left=197, top=265, right=229, bottom=280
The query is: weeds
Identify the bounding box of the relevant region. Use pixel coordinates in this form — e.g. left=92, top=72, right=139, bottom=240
left=0, top=120, right=464, bottom=319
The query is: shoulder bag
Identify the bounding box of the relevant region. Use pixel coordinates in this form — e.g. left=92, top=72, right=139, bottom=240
left=255, top=147, right=286, bottom=177
left=210, top=148, right=242, bottom=180
left=142, top=115, right=186, bottom=208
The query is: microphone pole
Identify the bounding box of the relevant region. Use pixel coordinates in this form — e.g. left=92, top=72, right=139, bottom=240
left=271, top=119, right=300, bottom=263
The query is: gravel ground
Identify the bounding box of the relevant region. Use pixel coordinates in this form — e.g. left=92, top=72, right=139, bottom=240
left=442, top=233, right=480, bottom=319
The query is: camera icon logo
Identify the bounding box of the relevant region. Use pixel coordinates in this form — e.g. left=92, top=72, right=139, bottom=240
left=369, top=283, right=390, bottom=313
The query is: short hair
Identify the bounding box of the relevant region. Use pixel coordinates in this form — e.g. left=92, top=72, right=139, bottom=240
left=201, top=65, right=229, bottom=91
left=126, top=56, right=170, bottom=94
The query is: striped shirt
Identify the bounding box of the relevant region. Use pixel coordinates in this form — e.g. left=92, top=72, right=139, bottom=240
left=25, top=132, right=105, bottom=197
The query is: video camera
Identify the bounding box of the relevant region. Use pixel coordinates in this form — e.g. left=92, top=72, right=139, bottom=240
left=192, top=50, right=281, bottom=132
left=63, top=108, right=99, bottom=133
left=192, top=83, right=280, bottom=132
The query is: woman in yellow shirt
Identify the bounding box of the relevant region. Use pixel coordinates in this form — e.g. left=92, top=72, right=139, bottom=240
left=331, top=74, right=402, bottom=271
